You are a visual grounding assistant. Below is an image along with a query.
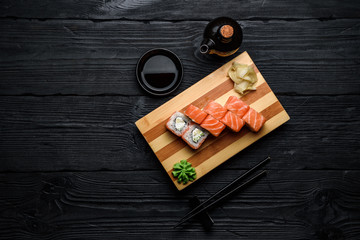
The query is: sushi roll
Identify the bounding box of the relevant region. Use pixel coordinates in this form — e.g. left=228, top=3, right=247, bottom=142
left=182, top=124, right=209, bottom=149
left=184, top=104, right=208, bottom=124
left=224, top=96, right=249, bottom=118
left=220, top=111, right=245, bottom=132
left=200, top=115, right=226, bottom=137
left=242, top=108, right=266, bottom=132
left=166, top=112, right=192, bottom=137
left=203, top=100, right=227, bottom=120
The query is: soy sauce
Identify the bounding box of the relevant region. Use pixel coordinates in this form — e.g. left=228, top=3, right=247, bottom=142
left=136, top=48, right=183, bottom=96
left=141, top=55, right=178, bottom=91
left=200, top=17, right=243, bottom=57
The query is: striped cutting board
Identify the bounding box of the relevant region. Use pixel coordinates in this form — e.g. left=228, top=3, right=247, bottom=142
left=135, top=51, right=290, bottom=190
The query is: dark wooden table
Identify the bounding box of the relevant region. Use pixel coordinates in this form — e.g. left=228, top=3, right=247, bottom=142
left=1, top=1, right=360, bottom=239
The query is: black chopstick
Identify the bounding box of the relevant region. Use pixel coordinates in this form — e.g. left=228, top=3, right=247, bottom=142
left=173, top=156, right=270, bottom=228
left=175, top=156, right=270, bottom=224
left=173, top=170, right=267, bottom=228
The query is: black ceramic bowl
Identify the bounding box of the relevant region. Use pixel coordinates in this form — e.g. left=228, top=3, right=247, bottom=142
left=136, top=48, right=183, bottom=96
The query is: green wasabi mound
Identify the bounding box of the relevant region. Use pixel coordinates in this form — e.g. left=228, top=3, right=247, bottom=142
left=172, top=160, right=197, bottom=184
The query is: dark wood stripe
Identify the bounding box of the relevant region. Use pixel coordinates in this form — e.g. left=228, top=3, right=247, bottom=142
left=190, top=81, right=232, bottom=109
left=155, top=137, right=187, bottom=161
left=166, top=100, right=284, bottom=178
left=145, top=81, right=270, bottom=144
left=240, top=81, right=270, bottom=104
left=188, top=101, right=284, bottom=168
left=261, top=99, right=285, bottom=121
left=143, top=79, right=233, bottom=142
left=154, top=83, right=271, bottom=161
left=157, top=130, right=220, bottom=162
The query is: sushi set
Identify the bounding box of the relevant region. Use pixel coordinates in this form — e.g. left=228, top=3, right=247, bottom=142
left=167, top=96, right=266, bottom=150
left=135, top=51, right=290, bottom=190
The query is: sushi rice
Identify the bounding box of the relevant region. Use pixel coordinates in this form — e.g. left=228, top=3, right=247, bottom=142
left=166, top=112, right=192, bottom=137
left=182, top=124, right=209, bottom=149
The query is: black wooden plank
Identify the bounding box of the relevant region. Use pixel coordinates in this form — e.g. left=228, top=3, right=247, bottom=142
left=0, top=19, right=359, bottom=96
left=1, top=0, right=360, bottom=20
left=0, top=170, right=359, bottom=239
left=0, top=95, right=359, bottom=172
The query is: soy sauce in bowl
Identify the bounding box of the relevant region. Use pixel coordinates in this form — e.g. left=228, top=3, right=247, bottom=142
left=136, top=49, right=183, bottom=96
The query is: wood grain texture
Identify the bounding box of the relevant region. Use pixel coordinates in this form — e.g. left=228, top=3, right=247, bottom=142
left=0, top=0, right=359, bottom=238
left=136, top=52, right=290, bottom=190
left=1, top=95, right=359, bottom=172
left=1, top=0, right=360, bottom=20
left=0, top=170, right=359, bottom=239
left=0, top=19, right=359, bottom=95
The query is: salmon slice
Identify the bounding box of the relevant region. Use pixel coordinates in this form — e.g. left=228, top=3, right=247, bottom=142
left=203, top=101, right=227, bottom=120
left=200, top=115, right=226, bottom=137
left=185, top=104, right=208, bottom=124
left=224, top=96, right=250, bottom=118
left=220, top=111, right=245, bottom=132
left=242, top=108, right=266, bottom=132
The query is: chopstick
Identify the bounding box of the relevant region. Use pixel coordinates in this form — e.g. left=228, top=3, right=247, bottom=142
left=174, top=170, right=267, bottom=228
left=175, top=156, right=270, bottom=225
left=173, top=156, right=270, bottom=228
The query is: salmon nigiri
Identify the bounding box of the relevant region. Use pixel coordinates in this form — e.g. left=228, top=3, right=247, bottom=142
left=242, top=108, right=266, bottom=132
left=224, top=96, right=249, bottom=118
left=203, top=101, right=227, bottom=120
left=200, top=115, right=226, bottom=137
left=220, top=111, right=245, bottom=132
left=185, top=104, right=208, bottom=124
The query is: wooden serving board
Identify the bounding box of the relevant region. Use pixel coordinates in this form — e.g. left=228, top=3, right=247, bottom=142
left=135, top=51, right=290, bottom=190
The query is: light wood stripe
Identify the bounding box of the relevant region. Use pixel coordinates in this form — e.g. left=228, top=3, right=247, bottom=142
left=135, top=51, right=290, bottom=190
left=138, top=56, right=266, bottom=144
left=153, top=83, right=272, bottom=158
left=173, top=110, right=290, bottom=190
left=161, top=91, right=279, bottom=171
left=142, top=79, right=233, bottom=143
left=135, top=51, right=253, bottom=134
left=214, top=78, right=267, bottom=106
left=167, top=102, right=286, bottom=186
left=251, top=91, right=279, bottom=112
left=185, top=101, right=284, bottom=168
left=149, top=132, right=178, bottom=153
